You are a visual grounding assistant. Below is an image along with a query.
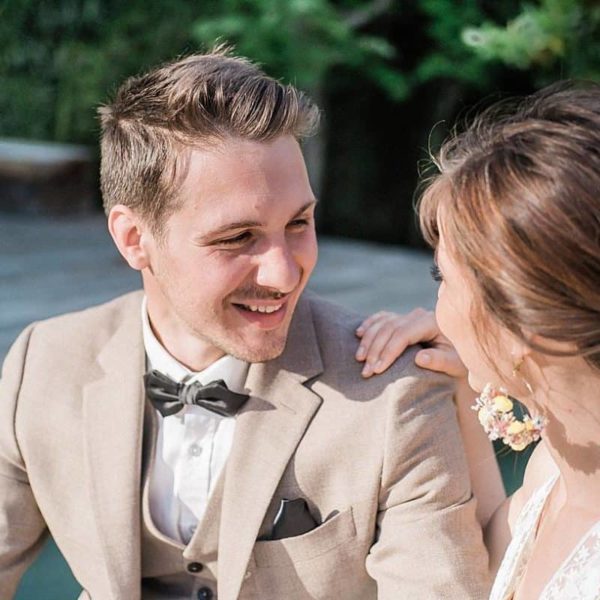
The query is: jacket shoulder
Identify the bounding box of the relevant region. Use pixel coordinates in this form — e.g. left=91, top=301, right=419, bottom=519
left=33, top=290, right=142, bottom=334
left=15, top=290, right=143, bottom=363
left=304, top=292, right=433, bottom=387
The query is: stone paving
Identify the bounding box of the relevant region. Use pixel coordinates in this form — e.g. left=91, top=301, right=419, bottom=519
left=0, top=214, right=438, bottom=360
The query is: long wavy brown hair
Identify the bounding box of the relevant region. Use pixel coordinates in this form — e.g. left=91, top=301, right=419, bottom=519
left=419, top=82, right=600, bottom=369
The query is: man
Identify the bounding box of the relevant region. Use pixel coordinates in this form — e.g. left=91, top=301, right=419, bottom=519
left=0, top=50, right=489, bottom=599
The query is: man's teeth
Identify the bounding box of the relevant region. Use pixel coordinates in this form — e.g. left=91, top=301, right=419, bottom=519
left=243, top=304, right=282, bottom=314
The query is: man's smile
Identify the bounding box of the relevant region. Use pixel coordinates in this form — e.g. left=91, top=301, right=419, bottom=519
left=231, top=298, right=290, bottom=329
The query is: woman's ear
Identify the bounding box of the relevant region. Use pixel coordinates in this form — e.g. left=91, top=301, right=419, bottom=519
left=509, top=333, right=534, bottom=371
left=107, top=205, right=151, bottom=271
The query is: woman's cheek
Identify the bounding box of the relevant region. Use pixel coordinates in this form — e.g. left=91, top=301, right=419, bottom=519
left=434, top=291, right=453, bottom=341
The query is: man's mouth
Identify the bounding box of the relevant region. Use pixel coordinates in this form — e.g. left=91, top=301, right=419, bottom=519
left=231, top=298, right=289, bottom=329
left=235, top=303, right=284, bottom=314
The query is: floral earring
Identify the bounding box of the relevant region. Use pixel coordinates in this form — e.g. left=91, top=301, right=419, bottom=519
left=471, top=359, right=547, bottom=451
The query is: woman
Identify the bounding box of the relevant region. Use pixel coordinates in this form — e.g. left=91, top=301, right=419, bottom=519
left=357, top=82, right=600, bottom=599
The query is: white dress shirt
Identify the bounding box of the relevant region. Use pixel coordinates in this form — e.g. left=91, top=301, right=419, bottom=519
left=142, top=298, right=249, bottom=544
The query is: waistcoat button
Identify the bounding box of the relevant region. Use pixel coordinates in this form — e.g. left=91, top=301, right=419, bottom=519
left=187, top=562, right=203, bottom=573
left=197, top=587, right=213, bottom=600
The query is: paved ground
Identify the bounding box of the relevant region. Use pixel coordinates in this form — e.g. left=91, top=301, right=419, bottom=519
left=0, top=213, right=438, bottom=359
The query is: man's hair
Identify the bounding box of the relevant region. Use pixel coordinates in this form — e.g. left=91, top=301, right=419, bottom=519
left=98, top=48, right=320, bottom=233
left=419, top=81, right=600, bottom=370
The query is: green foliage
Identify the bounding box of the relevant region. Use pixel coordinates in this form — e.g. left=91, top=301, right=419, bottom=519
left=0, top=0, right=409, bottom=143
left=462, top=0, right=600, bottom=81
left=0, top=0, right=202, bottom=143
left=2, top=0, right=599, bottom=146
left=192, top=0, right=408, bottom=99
left=415, top=0, right=492, bottom=87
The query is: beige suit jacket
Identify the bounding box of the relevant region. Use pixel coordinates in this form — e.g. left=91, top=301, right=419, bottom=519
left=0, top=291, right=490, bottom=599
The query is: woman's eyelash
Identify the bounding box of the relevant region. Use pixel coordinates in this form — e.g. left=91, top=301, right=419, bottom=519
left=430, top=264, right=443, bottom=282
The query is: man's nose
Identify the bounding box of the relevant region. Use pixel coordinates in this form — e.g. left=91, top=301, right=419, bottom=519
left=255, top=243, right=301, bottom=294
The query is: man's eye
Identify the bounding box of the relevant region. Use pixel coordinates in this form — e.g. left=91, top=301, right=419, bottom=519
left=288, top=218, right=309, bottom=229
left=430, top=264, right=444, bottom=282
left=218, top=232, right=252, bottom=245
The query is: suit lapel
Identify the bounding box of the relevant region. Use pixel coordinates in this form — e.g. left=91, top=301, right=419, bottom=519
left=82, top=294, right=146, bottom=600
left=217, top=296, right=324, bottom=600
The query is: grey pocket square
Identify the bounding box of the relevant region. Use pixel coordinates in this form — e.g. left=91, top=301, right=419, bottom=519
left=268, top=498, right=319, bottom=541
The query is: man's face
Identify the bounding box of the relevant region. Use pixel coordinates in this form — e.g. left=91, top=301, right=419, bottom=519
left=141, top=135, right=318, bottom=367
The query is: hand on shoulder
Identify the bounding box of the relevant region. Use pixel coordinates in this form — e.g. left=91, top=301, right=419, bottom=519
left=355, top=308, right=467, bottom=379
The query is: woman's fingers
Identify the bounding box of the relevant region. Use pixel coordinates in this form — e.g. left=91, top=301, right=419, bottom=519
left=369, top=310, right=439, bottom=375
left=357, top=308, right=468, bottom=380
left=358, top=309, right=440, bottom=377
left=356, top=314, right=397, bottom=363
left=356, top=311, right=394, bottom=338
left=359, top=320, right=400, bottom=377
left=415, top=347, right=467, bottom=378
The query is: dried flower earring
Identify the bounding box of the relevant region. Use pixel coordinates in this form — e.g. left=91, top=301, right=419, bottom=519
left=471, top=383, right=547, bottom=451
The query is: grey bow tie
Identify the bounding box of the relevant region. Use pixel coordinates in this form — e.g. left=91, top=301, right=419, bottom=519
left=144, top=369, right=249, bottom=418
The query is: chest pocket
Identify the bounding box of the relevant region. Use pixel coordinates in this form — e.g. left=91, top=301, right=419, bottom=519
left=253, top=506, right=356, bottom=566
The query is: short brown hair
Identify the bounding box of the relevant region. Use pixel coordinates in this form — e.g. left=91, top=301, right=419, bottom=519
left=419, top=82, right=600, bottom=369
left=98, top=48, right=319, bottom=232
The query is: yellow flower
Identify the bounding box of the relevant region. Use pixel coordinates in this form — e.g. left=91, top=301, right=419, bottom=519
left=507, top=421, right=526, bottom=435
left=509, top=440, right=528, bottom=452
left=493, top=395, right=513, bottom=413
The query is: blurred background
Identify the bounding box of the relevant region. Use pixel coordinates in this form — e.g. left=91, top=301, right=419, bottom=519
left=2, top=0, right=598, bottom=598
left=3, top=0, right=600, bottom=241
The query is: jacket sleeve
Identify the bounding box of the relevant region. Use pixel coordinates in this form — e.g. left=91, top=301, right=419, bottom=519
left=0, top=325, right=48, bottom=599
left=365, top=368, right=492, bottom=599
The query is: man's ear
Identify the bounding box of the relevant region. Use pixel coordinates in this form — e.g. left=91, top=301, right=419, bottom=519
left=107, top=205, right=151, bottom=271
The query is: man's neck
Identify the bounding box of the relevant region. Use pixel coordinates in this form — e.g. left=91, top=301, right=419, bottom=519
left=143, top=298, right=225, bottom=372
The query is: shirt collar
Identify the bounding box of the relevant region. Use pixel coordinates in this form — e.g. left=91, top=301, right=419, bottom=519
left=141, top=296, right=249, bottom=393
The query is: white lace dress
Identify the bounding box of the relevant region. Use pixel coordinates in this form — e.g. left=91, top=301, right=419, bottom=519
left=490, top=473, right=600, bottom=600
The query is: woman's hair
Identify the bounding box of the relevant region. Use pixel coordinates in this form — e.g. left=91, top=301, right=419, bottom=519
left=419, top=81, right=600, bottom=369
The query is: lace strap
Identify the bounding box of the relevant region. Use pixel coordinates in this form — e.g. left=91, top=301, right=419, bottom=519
left=490, top=474, right=559, bottom=600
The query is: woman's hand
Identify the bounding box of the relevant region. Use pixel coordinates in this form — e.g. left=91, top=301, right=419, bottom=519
left=355, top=308, right=467, bottom=378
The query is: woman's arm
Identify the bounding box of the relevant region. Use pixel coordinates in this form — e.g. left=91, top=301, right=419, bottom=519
left=453, top=377, right=506, bottom=528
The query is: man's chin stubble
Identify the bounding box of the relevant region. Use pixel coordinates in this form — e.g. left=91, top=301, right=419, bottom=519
left=195, top=322, right=289, bottom=364
left=228, top=341, right=287, bottom=364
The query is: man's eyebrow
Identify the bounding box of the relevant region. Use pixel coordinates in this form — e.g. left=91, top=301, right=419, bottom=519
left=203, top=199, right=317, bottom=239
left=291, top=199, right=318, bottom=218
